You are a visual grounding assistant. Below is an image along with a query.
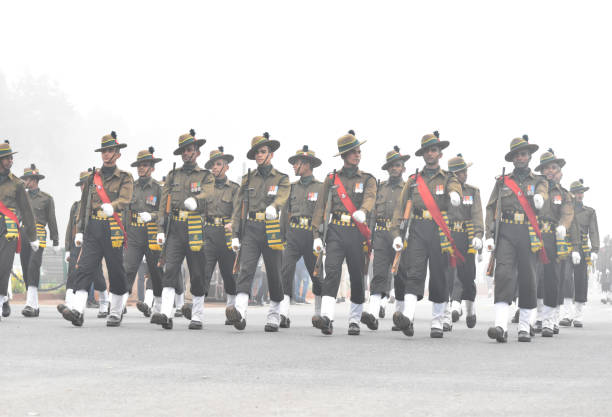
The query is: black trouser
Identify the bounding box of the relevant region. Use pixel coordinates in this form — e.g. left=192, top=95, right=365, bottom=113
left=573, top=250, right=589, bottom=303
left=67, top=246, right=106, bottom=291
left=203, top=225, right=236, bottom=296
left=235, top=220, right=283, bottom=302
left=281, top=226, right=320, bottom=298
left=19, top=229, right=44, bottom=288
left=494, top=222, right=538, bottom=309
left=559, top=257, right=574, bottom=300
left=535, top=231, right=560, bottom=308
left=322, top=223, right=366, bottom=304
left=124, top=225, right=163, bottom=297
left=401, top=219, right=449, bottom=303
left=162, top=220, right=205, bottom=297
left=74, top=219, right=127, bottom=294
left=370, top=229, right=407, bottom=300
left=0, top=236, right=17, bottom=297
left=447, top=230, right=477, bottom=302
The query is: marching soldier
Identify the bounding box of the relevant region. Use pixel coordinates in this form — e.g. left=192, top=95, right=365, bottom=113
left=279, top=145, right=324, bottom=328
left=390, top=132, right=462, bottom=338
left=533, top=149, right=580, bottom=336
left=59, top=170, right=108, bottom=318
left=560, top=178, right=599, bottom=328
left=311, top=130, right=377, bottom=336
left=123, top=147, right=164, bottom=318
left=152, top=130, right=214, bottom=330
left=484, top=135, right=548, bottom=343
left=19, top=164, right=59, bottom=317
left=0, top=141, right=37, bottom=322
left=444, top=154, right=484, bottom=330
left=361, top=146, right=409, bottom=332
left=62, top=131, right=134, bottom=327
left=226, top=132, right=290, bottom=332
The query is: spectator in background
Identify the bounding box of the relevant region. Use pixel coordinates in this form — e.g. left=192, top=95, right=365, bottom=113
left=294, top=258, right=310, bottom=303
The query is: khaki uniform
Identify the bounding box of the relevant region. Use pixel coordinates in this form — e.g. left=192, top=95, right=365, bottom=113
left=232, top=166, right=290, bottom=302
left=312, top=167, right=376, bottom=305
left=0, top=172, right=36, bottom=298
left=280, top=175, right=324, bottom=299
left=485, top=169, right=548, bottom=309
left=157, top=164, right=214, bottom=297
left=390, top=167, right=462, bottom=303
left=572, top=202, right=599, bottom=303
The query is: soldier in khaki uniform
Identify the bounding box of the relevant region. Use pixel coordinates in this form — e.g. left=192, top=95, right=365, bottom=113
left=560, top=179, right=599, bottom=328
left=59, top=170, right=108, bottom=318
left=226, top=133, right=290, bottom=332
left=361, top=146, right=409, bottom=332
left=18, top=164, right=59, bottom=317
left=278, top=146, right=324, bottom=328
left=123, top=147, right=164, bottom=319
left=484, top=135, right=548, bottom=343
left=390, top=132, right=463, bottom=338
left=152, top=130, right=214, bottom=330
left=62, top=132, right=134, bottom=327
left=444, top=154, right=484, bottom=330
left=533, top=149, right=580, bottom=336
left=312, top=130, right=377, bottom=336
left=0, top=141, right=37, bottom=322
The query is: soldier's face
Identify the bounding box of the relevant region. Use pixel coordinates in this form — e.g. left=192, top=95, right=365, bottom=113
left=137, top=162, right=154, bottom=178
left=575, top=192, right=584, bottom=202
left=455, top=169, right=468, bottom=184
left=211, top=159, right=228, bottom=177
left=101, top=148, right=120, bottom=165
left=512, top=150, right=531, bottom=168
left=0, top=155, right=13, bottom=171
left=542, top=162, right=561, bottom=181
left=423, top=146, right=441, bottom=166
left=24, top=177, right=39, bottom=190
left=255, top=146, right=273, bottom=165
left=293, top=159, right=311, bottom=176
left=181, top=144, right=200, bottom=163
left=343, top=147, right=361, bottom=166
left=387, top=161, right=405, bottom=177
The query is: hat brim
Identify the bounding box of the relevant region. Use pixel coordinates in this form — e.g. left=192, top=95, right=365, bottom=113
left=94, top=143, right=128, bottom=152
left=288, top=155, right=322, bottom=168
left=247, top=140, right=281, bottom=160
left=334, top=140, right=367, bottom=157
left=381, top=155, right=410, bottom=171
left=534, top=158, right=566, bottom=172
left=415, top=141, right=450, bottom=157
left=173, top=139, right=206, bottom=155
left=205, top=154, right=234, bottom=169
left=20, top=174, right=45, bottom=181
left=572, top=187, right=590, bottom=194
left=131, top=157, right=162, bottom=167
left=0, top=151, right=17, bottom=158
left=504, top=144, right=539, bottom=162
left=448, top=162, right=473, bottom=173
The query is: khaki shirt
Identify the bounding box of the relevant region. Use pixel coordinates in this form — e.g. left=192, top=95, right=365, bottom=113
left=375, top=178, right=405, bottom=220
left=390, top=167, right=462, bottom=238
left=231, top=165, right=290, bottom=238
left=28, top=188, right=59, bottom=244
left=206, top=177, right=240, bottom=218
left=157, top=163, right=214, bottom=230
left=77, top=166, right=134, bottom=233
left=538, top=181, right=573, bottom=230
left=65, top=200, right=80, bottom=249
left=280, top=176, right=323, bottom=234
left=574, top=202, right=599, bottom=253
left=485, top=169, right=548, bottom=239
left=0, top=172, right=36, bottom=241
left=129, top=177, right=162, bottom=223
left=447, top=182, right=484, bottom=239
left=312, top=166, right=377, bottom=239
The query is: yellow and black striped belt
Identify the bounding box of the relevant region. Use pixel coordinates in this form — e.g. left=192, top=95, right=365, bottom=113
left=248, top=211, right=266, bottom=222
left=331, top=212, right=355, bottom=227
left=290, top=216, right=313, bottom=230
left=205, top=216, right=229, bottom=227
left=539, top=220, right=558, bottom=233
left=501, top=210, right=527, bottom=224
left=91, top=210, right=116, bottom=221
left=130, top=212, right=146, bottom=227
left=172, top=210, right=197, bottom=222
left=413, top=209, right=433, bottom=220
left=450, top=221, right=467, bottom=232
left=375, top=218, right=391, bottom=231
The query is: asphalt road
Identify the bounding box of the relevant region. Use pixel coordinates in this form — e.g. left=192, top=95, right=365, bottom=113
left=1, top=297, right=611, bottom=417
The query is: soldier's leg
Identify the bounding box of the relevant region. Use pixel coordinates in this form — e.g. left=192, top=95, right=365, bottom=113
left=19, top=229, right=31, bottom=288
left=541, top=233, right=559, bottom=331
left=217, top=246, right=237, bottom=304
left=201, top=229, right=218, bottom=298
left=124, top=242, right=146, bottom=294
left=321, top=225, right=346, bottom=322
left=573, top=252, right=588, bottom=325
left=158, top=222, right=187, bottom=320
left=231, top=222, right=264, bottom=324
left=394, top=265, right=406, bottom=313
left=368, top=232, right=393, bottom=317
left=63, top=247, right=80, bottom=307
left=515, top=226, right=538, bottom=335
left=492, top=226, right=520, bottom=333
left=426, top=223, right=449, bottom=334
left=279, top=228, right=301, bottom=320
left=262, top=241, right=284, bottom=328
left=401, top=222, right=429, bottom=322
left=344, top=227, right=366, bottom=327
left=139, top=248, right=161, bottom=315
left=71, top=221, right=106, bottom=316
left=99, top=225, right=128, bottom=321
left=0, top=237, right=18, bottom=315
left=299, top=231, right=321, bottom=317
left=185, top=247, right=206, bottom=324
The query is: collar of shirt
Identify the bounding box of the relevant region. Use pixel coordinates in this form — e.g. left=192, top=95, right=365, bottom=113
left=137, top=176, right=153, bottom=188
left=254, top=165, right=276, bottom=177
left=421, top=166, right=444, bottom=179
left=388, top=176, right=404, bottom=188
left=299, top=175, right=314, bottom=186
left=28, top=188, right=40, bottom=197
left=214, top=176, right=230, bottom=188
left=340, top=166, right=360, bottom=178
left=181, top=163, right=201, bottom=173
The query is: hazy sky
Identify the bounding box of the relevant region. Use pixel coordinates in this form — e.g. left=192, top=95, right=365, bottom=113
left=1, top=0, right=610, bottom=243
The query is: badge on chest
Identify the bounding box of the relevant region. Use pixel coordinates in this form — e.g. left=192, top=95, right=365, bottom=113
left=462, top=195, right=473, bottom=205
left=553, top=194, right=562, bottom=205
left=435, top=184, right=444, bottom=195
left=354, top=183, right=364, bottom=193
left=146, top=195, right=157, bottom=206
left=307, top=192, right=318, bottom=201
left=268, top=185, right=278, bottom=196
left=190, top=182, right=201, bottom=193
left=526, top=184, right=535, bottom=196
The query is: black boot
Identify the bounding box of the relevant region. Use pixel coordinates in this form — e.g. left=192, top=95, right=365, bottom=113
left=188, top=320, right=203, bottom=330
left=280, top=315, right=291, bottom=328
left=136, top=301, right=152, bottom=318
left=511, top=309, right=519, bottom=323
left=348, top=322, right=360, bottom=336
left=21, top=306, right=40, bottom=317
left=392, top=311, right=414, bottom=336
left=311, top=314, right=323, bottom=328
left=534, top=320, right=542, bottom=333
left=106, top=315, right=122, bottom=327
left=378, top=306, right=386, bottom=319
left=2, top=300, right=10, bottom=317
left=451, top=309, right=461, bottom=323
left=466, top=314, right=477, bottom=328
left=443, top=323, right=452, bottom=332
left=541, top=327, right=554, bottom=337
left=62, top=308, right=84, bottom=327
left=225, top=306, right=246, bottom=330
left=487, top=326, right=507, bottom=343
left=360, top=311, right=379, bottom=330
left=57, top=304, right=67, bottom=315
left=264, top=322, right=279, bottom=332
left=518, top=330, right=531, bottom=342
left=181, top=303, right=192, bottom=320
left=320, top=316, right=333, bottom=335
left=559, top=318, right=572, bottom=327
left=430, top=327, right=444, bottom=338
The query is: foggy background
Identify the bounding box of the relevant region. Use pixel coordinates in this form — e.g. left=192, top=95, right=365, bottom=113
left=1, top=0, right=610, bottom=244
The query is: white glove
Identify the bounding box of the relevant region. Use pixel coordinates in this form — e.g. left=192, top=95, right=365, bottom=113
left=139, top=212, right=152, bottom=223
left=184, top=197, right=197, bottom=211
left=533, top=194, right=544, bottom=210
left=477, top=252, right=483, bottom=263
left=30, top=240, right=40, bottom=251
left=555, top=225, right=566, bottom=241
left=392, top=237, right=403, bottom=252
left=74, top=233, right=83, bottom=247
left=472, top=237, right=483, bottom=251
left=64, top=252, right=70, bottom=263
left=156, top=233, right=165, bottom=245
left=449, top=191, right=461, bottom=207
left=101, top=203, right=114, bottom=217
left=265, top=205, right=277, bottom=220
left=231, top=238, right=241, bottom=252
left=485, top=238, right=495, bottom=252
left=313, top=238, right=323, bottom=254
left=591, top=252, right=598, bottom=263
left=352, top=210, right=366, bottom=224
left=572, top=251, right=581, bottom=265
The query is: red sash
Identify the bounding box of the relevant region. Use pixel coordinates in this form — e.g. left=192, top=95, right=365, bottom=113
left=93, top=172, right=127, bottom=248
left=503, top=176, right=549, bottom=264
left=330, top=173, right=372, bottom=251
left=415, top=173, right=465, bottom=266
left=0, top=200, right=21, bottom=253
